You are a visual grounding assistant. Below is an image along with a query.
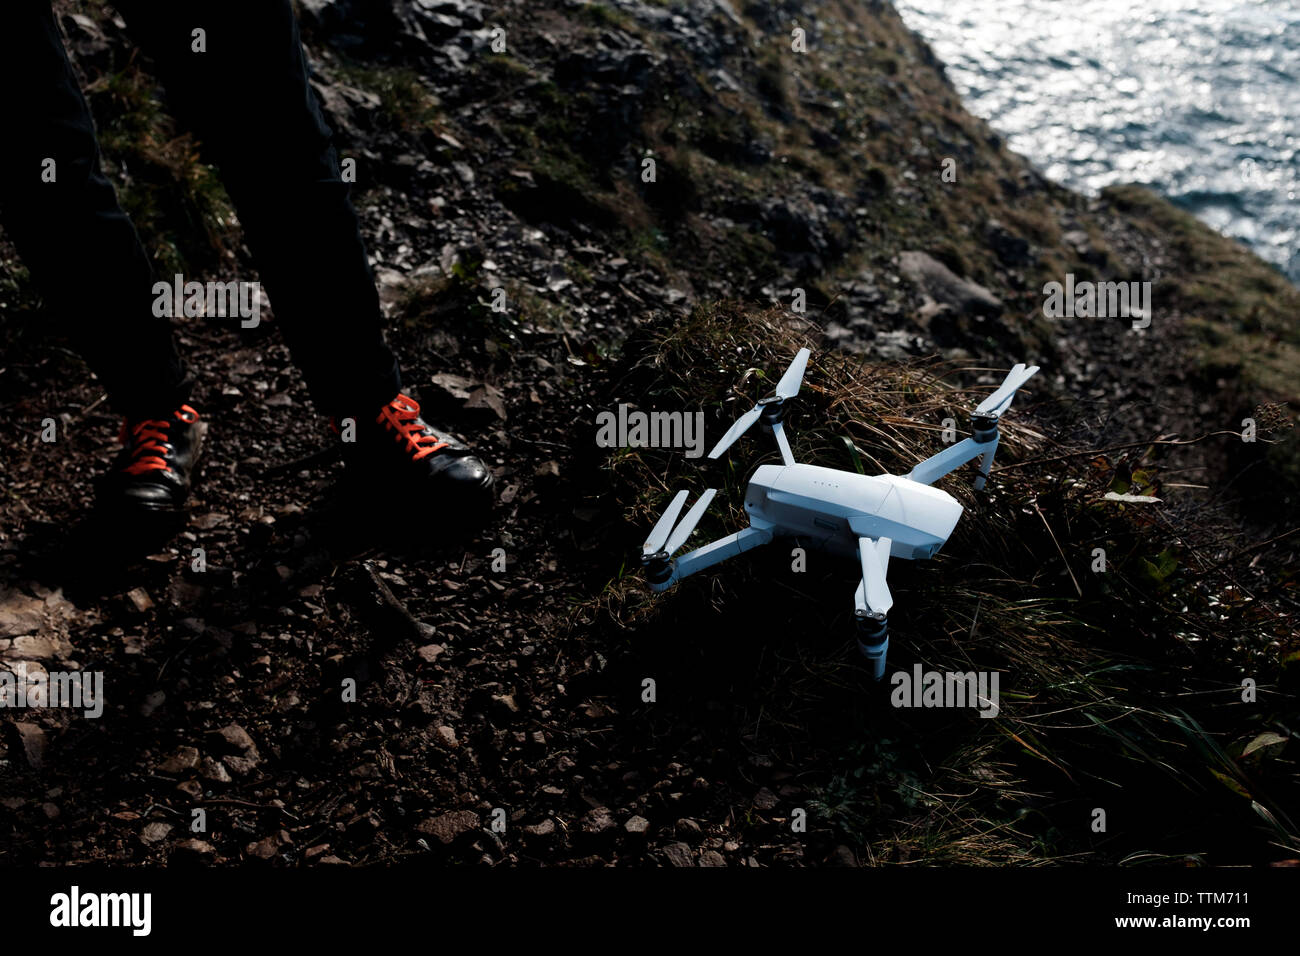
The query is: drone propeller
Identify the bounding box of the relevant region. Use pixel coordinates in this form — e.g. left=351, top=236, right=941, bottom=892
left=707, top=406, right=763, bottom=461
left=907, top=361, right=1041, bottom=488
left=775, top=347, right=811, bottom=401
left=974, top=363, right=1039, bottom=420
left=664, top=489, right=716, bottom=555
left=856, top=537, right=893, bottom=618
left=642, top=490, right=688, bottom=556
left=642, top=488, right=717, bottom=560
left=707, top=348, right=811, bottom=460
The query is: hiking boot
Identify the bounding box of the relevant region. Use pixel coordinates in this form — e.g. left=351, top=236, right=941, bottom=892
left=337, top=393, right=494, bottom=508
left=96, top=403, right=205, bottom=516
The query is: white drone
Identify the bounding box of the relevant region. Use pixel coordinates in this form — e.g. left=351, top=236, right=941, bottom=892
left=641, top=350, right=1039, bottom=679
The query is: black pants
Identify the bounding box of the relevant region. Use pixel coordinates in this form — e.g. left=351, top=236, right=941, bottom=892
left=0, top=1, right=401, bottom=419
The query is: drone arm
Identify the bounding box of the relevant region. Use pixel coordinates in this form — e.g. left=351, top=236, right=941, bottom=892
left=671, top=526, right=773, bottom=585
left=910, top=363, right=1038, bottom=488
left=771, top=420, right=795, bottom=467
left=906, top=437, right=991, bottom=486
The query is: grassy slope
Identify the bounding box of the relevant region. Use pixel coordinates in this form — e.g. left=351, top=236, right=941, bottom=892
left=583, top=302, right=1298, bottom=863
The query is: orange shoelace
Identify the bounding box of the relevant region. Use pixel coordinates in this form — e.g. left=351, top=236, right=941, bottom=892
left=376, top=394, right=448, bottom=461
left=120, top=404, right=199, bottom=475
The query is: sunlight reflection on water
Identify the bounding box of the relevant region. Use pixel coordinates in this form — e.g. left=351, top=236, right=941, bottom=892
left=895, top=0, right=1300, bottom=281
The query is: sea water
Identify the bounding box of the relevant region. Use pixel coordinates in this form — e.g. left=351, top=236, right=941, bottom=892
left=895, top=0, right=1300, bottom=282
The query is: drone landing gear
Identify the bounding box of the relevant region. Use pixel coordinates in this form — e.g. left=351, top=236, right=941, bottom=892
left=855, top=613, right=890, bottom=682
left=853, top=535, right=894, bottom=681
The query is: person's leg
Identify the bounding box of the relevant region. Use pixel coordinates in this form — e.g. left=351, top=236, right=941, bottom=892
left=113, top=0, right=492, bottom=508
left=112, top=0, right=401, bottom=420
left=0, top=2, right=192, bottom=419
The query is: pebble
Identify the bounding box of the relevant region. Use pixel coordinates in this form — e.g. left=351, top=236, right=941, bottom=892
left=662, top=842, right=694, bottom=867
left=200, top=757, right=232, bottom=784
left=416, top=810, right=481, bottom=845
left=523, top=819, right=556, bottom=838
left=126, top=588, right=154, bottom=612
left=157, top=746, right=200, bottom=773
left=581, top=807, right=615, bottom=835
left=140, top=822, right=173, bottom=845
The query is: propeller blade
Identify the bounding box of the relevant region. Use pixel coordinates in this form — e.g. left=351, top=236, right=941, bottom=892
left=874, top=536, right=891, bottom=576
left=708, top=350, right=811, bottom=459
left=975, top=363, right=1039, bottom=417
left=643, top=489, right=689, bottom=555
left=664, top=488, right=716, bottom=556
left=707, top=404, right=763, bottom=459
left=858, top=537, right=894, bottom=615
left=775, top=348, right=812, bottom=400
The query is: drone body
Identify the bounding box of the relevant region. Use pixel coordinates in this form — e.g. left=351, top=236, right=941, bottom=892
left=743, top=464, right=963, bottom=562
left=641, top=349, right=1039, bottom=680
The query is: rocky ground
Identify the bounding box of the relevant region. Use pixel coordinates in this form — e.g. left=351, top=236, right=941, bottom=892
left=0, top=0, right=1295, bottom=865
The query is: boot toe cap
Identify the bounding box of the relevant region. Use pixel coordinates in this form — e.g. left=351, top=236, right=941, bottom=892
left=120, top=481, right=185, bottom=511
left=434, top=454, right=495, bottom=499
